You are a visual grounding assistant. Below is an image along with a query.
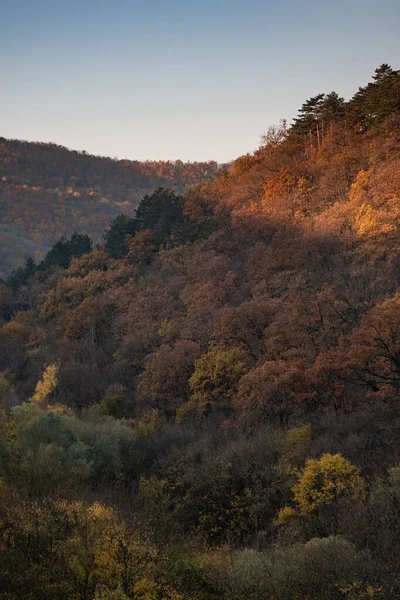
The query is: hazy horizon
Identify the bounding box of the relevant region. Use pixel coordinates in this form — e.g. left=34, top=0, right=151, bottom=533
left=1, top=0, right=399, bottom=162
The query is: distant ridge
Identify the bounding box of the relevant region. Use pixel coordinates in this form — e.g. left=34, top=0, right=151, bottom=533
left=0, top=137, right=222, bottom=275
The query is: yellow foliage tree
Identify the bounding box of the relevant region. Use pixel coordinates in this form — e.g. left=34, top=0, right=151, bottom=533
left=355, top=203, right=378, bottom=236
left=63, top=500, right=158, bottom=600
left=293, top=453, right=364, bottom=513
left=30, top=362, right=60, bottom=407
left=176, top=347, right=247, bottom=423
left=277, top=453, right=364, bottom=524
left=349, top=169, right=371, bottom=204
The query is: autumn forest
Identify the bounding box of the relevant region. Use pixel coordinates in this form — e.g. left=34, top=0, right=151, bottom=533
left=1, top=64, right=400, bottom=599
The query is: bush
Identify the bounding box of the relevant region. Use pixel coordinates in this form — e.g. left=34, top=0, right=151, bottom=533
left=211, top=536, right=373, bottom=600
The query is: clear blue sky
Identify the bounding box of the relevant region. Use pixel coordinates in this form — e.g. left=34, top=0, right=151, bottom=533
left=0, top=0, right=399, bottom=162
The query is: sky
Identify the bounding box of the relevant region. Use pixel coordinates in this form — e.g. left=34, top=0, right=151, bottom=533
left=0, top=0, right=399, bottom=162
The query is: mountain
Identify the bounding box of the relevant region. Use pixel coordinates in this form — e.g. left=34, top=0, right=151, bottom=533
left=1, top=65, right=400, bottom=599
left=0, top=138, right=222, bottom=276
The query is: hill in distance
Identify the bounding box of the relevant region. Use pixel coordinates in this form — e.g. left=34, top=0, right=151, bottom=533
left=0, top=138, right=223, bottom=276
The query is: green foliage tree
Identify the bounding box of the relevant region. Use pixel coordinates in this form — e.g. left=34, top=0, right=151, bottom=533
left=291, top=93, right=325, bottom=137
left=291, top=91, right=345, bottom=145
left=39, top=233, right=93, bottom=270
left=346, top=64, right=400, bottom=131
left=134, top=187, right=185, bottom=245
left=176, top=347, right=248, bottom=422
left=4, top=256, right=36, bottom=291
left=104, top=214, right=137, bottom=258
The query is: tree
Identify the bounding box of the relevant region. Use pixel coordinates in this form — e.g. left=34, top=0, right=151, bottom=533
left=39, top=233, right=93, bottom=270
left=0, top=320, right=29, bottom=373
left=214, top=300, right=278, bottom=361
left=30, top=363, right=59, bottom=407
left=291, top=454, right=364, bottom=514
left=346, top=64, right=400, bottom=131
left=134, top=187, right=185, bottom=245
left=277, top=453, right=365, bottom=536
left=68, top=232, right=93, bottom=259
left=373, top=63, right=396, bottom=83
left=104, top=214, right=137, bottom=258
left=320, top=292, right=400, bottom=405
left=137, top=340, right=201, bottom=417
left=291, top=92, right=346, bottom=146
left=321, top=91, right=345, bottom=124
left=234, top=360, right=304, bottom=427
left=176, top=347, right=248, bottom=422
left=4, top=257, right=36, bottom=291
left=291, top=94, right=325, bottom=143
left=125, top=230, right=157, bottom=273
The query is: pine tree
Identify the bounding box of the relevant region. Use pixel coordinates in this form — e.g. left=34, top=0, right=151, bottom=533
left=291, top=94, right=325, bottom=140
left=104, top=214, right=137, bottom=258
left=346, top=64, right=400, bottom=131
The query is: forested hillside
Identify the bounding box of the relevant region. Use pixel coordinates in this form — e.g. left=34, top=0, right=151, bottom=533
left=1, top=64, right=400, bottom=599
left=0, top=139, right=221, bottom=276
